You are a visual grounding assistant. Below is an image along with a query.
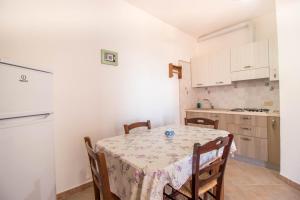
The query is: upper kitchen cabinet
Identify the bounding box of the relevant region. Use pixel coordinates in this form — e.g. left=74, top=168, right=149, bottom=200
left=231, top=40, right=270, bottom=81
left=269, top=38, right=279, bottom=81
left=191, top=49, right=231, bottom=88
left=211, top=49, right=232, bottom=86
left=191, top=55, right=210, bottom=87
left=231, top=42, right=254, bottom=72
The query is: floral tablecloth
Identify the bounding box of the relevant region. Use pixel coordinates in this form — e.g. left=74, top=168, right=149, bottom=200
left=95, top=125, right=236, bottom=200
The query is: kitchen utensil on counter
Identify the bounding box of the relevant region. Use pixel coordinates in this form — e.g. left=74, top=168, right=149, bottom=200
left=197, top=102, right=201, bottom=109
left=200, top=99, right=214, bottom=109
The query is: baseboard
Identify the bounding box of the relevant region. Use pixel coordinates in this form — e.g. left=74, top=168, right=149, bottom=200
left=56, top=181, right=93, bottom=200
left=232, top=155, right=280, bottom=171
left=232, top=155, right=268, bottom=167
left=277, top=175, right=300, bottom=191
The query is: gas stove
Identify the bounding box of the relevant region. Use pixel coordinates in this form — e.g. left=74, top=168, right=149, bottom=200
left=230, top=108, right=270, bottom=113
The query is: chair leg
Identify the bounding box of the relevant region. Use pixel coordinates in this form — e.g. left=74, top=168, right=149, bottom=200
left=203, top=193, right=208, bottom=200
left=220, top=182, right=224, bottom=200
left=93, top=181, right=100, bottom=200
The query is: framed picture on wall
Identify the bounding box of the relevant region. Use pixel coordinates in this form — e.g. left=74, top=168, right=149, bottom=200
left=101, top=49, right=118, bottom=66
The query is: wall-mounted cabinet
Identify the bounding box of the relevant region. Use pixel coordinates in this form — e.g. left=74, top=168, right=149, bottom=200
left=230, top=42, right=254, bottom=72
left=230, top=40, right=270, bottom=81
left=191, top=49, right=231, bottom=87
left=191, top=56, right=210, bottom=87
left=191, top=39, right=279, bottom=87
left=231, top=40, right=269, bottom=72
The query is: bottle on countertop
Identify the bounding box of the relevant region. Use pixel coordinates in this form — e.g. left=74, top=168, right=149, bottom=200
left=197, top=102, right=201, bottom=109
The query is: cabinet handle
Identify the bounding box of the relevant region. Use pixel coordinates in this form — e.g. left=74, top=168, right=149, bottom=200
left=242, top=117, right=251, bottom=120
left=241, top=127, right=251, bottom=131
left=244, top=66, right=252, bottom=69
left=197, top=83, right=203, bottom=86
left=240, top=137, right=251, bottom=141
left=274, top=73, right=277, bottom=78
left=272, top=119, right=276, bottom=129
left=216, top=81, right=224, bottom=84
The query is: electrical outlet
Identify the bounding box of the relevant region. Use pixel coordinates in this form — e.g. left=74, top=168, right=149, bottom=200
left=263, top=101, right=273, bottom=107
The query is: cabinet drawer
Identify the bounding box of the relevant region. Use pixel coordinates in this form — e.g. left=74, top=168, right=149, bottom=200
left=186, top=112, right=228, bottom=130
left=233, top=115, right=267, bottom=127
left=238, top=125, right=254, bottom=137
left=228, top=124, right=267, bottom=138
left=237, top=115, right=255, bottom=125
left=229, top=124, right=253, bottom=136
left=186, top=112, right=209, bottom=118
left=209, top=113, right=221, bottom=122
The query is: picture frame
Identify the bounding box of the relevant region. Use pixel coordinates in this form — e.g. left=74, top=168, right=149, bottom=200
left=101, top=49, right=118, bottom=66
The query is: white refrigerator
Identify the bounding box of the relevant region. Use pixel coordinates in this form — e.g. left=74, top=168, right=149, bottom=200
left=0, top=62, right=56, bottom=200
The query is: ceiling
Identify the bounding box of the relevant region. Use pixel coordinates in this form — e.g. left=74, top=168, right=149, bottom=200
left=125, top=0, right=275, bottom=38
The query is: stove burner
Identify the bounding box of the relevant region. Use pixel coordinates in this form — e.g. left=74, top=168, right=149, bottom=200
left=230, top=108, right=245, bottom=112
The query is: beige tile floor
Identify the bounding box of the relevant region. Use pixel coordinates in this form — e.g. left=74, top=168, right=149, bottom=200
left=65, top=159, right=300, bottom=200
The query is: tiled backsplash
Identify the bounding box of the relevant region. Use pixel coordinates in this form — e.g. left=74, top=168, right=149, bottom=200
left=192, top=79, right=280, bottom=111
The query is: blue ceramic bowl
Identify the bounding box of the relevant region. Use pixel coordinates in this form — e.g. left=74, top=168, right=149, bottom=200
left=165, top=129, right=175, bottom=138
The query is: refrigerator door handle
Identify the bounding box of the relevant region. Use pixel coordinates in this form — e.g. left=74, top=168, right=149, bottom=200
left=0, top=113, right=52, bottom=121
left=0, top=113, right=53, bottom=129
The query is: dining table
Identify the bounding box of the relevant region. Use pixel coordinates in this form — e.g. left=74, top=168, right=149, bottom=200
left=95, top=124, right=236, bottom=200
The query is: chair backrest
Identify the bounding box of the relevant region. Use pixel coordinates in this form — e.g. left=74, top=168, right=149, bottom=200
left=191, top=134, right=234, bottom=200
left=123, top=120, right=151, bottom=134
left=84, top=137, right=114, bottom=200
left=185, top=117, right=219, bottom=129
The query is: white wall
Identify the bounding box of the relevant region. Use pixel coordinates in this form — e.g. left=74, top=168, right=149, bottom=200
left=0, top=0, right=196, bottom=193
left=276, top=0, right=300, bottom=184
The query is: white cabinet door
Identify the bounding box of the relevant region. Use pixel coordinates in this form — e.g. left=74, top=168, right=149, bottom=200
left=253, top=40, right=269, bottom=69
left=230, top=40, right=270, bottom=81
left=231, top=40, right=269, bottom=72
left=191, top=55, right=211, bottom=87
left=269, top=38, right=279, bottom=81
left=231, top=43, right=253, bottom=72
left=191, top=56, right=202, bottom=87
left=212, top=49, right=231, bottom=86
left=192, top=49, right=231, bottom=87
left=204, top=55, right=214, bottom=86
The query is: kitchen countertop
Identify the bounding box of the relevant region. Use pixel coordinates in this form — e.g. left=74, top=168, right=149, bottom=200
left=185, top=108, right=280, bottom=117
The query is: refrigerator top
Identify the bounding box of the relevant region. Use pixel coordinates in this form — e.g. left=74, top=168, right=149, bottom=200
left=0, top=62, right=53, bottom=120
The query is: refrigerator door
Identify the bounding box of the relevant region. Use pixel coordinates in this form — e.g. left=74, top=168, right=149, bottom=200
left=0, top=62, right=53, bottom=119
left=0, top=114, right=56, bottom=200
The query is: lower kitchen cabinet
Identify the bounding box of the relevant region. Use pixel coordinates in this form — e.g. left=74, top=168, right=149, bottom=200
left=186, top=110, right=280, bottom=166
left=267, top=116, right=280, bottom=169
left=186, top=111, right=228, bottom=130
left=233, top=134, right=268, bottom=161
left=208, top=113, right=228, bottom=130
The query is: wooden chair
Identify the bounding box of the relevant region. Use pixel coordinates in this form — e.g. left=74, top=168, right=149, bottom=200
left=185, top=118, right=219, bottom=129
left=164, top=134, right=234, bottom=200
left=123, top=120, right=151, bottom=134
left=84, top=137, right=120, bottom=200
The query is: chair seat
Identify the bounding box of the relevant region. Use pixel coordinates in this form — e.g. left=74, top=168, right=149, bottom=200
left=178, top=178, right=217, bottom=198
